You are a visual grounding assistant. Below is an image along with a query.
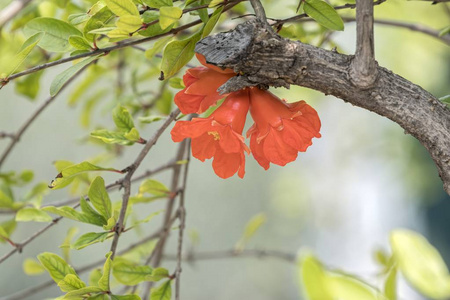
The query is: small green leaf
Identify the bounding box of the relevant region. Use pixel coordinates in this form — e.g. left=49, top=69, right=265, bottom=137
left=168, top=77, right=184, bottom=89
left=0, top=219, right=16, bottom=243
left=63, top=286, right=104, bottom=298
left=139, top=115, right=165, bottom=124
left=116, top=15, right=142, bottom=32
left=104, top=0, right=139, bottom=16
left=150, top=280, right=172, bottom=300
left=16, top=207, right=53, bottom=222
left=202, top=6, right=223, bottom=38
left=390, top=229, right=450, bottom=299
left=138, top=179, right=170, bottom=197
left=235, top=213, right=266, bottom=251
left=68, top=36, right=92, bottom=50
left=43, top=206, right=105, bottom=226
left=68, top=13, right=90, bottom=25
left=384, top=267, right=397, bottom=300
left=208, top=0, right=222, bottom=8
left=145, top=36, right=173, bottom=59
left=159, top=6, right=182, bottom=30
left=143, top=0, right=173, bottom=8
left=98, top=252, right=112, bottom=291
left=15, top=71, right=43, bottom=100
left=139, top=11, right=173, bottom=37
left=72, top=232, right=110, bottom=250
left=24, top=17, right=83, bottom=52
left=0, top=189, right=14, bottom=208
left=23, top=258, right=46, bottom=275
left=58, top=274, right=87, bottom=292
left=103, top=215, right=117, bottom=231
left=88, top=177, right=112, bottom=219
left=84, top=6, right=115, bottom=42
left=60, top=227, right=79, bottom=262
left=4, top=32, right=42, bottom=77
left=113, top=259, right=154, bottom=285
left=89, top=268, right=103, bottom=287
left=300, top=254, right=333, bottom=300
left=161, top=32, right=201, bottom=78
left=37, top=252, right=77, bottom=283
left=111, top=295, right=142, bottom=300
left=327, top=274, right=384, bottom=300
left=49, top=161, right=121, bottom=189
left=439, top=95, right=450, bottom=108
left=50, top=55, right=100, bottom=97
left=91, top=129, right=134, bottom=145
left=146, top=267, right=169, bottom=282
left=124, top=127, right=141, bottom=142
left=80, top=197, right=107, bottom=226
left=303, top=0, right=344, bottom=31
left=113, top=105, right=135, bottom=131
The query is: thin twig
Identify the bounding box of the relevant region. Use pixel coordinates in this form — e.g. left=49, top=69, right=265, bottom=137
left=174, top=141, right=190, bottom=300
left=164, top=249, right=296, bottom=263
left=109, top=108, right=180, bottom=260
left=0, top=62, right=94, bottom=170
left=0, top=132, right=15, bottom=139
left=249, top=0, right=271, bottom=28
left=2, top=0, right=245, bottom=84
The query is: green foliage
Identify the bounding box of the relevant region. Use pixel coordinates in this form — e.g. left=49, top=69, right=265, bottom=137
left=235, top=213, right=266, bottom=251
left=302, top=0, right=344, bottom=31
left=144, top=0, right=173, bottom=8
left=23, top=258, right=46, bottom=275
left=88, top=176, right=112, bottom=219
left=2, top=33, right=42, bottom=78
left=159, top=6, right=182, bottom=30
left=72, top=232, right=111, bottom=249
left=113, top=258, right=154, bottom=285
left=15, top=207, right=53, bottom=222
left=104, top=0, right=140, bottom=17
left=150, top=280, right=172, bottom=300
left=161, top=32, right=201, bottom=78
left=37, top=252, right=78, bottom=283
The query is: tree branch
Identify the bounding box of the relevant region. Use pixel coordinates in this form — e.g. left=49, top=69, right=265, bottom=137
left=0, top=0, right=34, bottom=28
left=350, top=0, right=378, bottom=88
left=196, top=19, right=450, bottom=194
left=164, top=249, right=296, bottom=263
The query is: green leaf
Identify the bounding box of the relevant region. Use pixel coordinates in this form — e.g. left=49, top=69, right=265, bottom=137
left=50, top=55, right=100, bottom=97
left=303, top=0, right=344, bottom=31
left=145, top=36, right=173, bottom=59
left=103, top=215, right=117, bottom=231
left=138, top=179, right=170, bottom=197
left=161, top=32, right=201, bottom=78
left=327, top=274, right=384, bottom=300
left=63, top=286, right=104, bottom=298
left=60, top=227, right=79, bottom=262
left=90, top=129, right=134, bottom=145
left=439, top=95, right=450, bottom=108
left=3, top=32, right=42, bottom=77
left=116, top=15, right=142, bottom=32
left=0, top=189, right=14, bottom=208
left=72, top=232, right=110, bottom=250
left=235, top=213, right=266, bottom=251
left=88, top=177, right=112, bottom=219
left=80, top=197, right=107, bottom=226
left=390, top=229, right=450, bottom=299
left=98, top=252, right=112, bottom=291
left=111, top=295, right=141, bottom=300
left=58, top=274, right=87, bottom=292
left=208, top=0, right=222, bottom=8
left=68, top=13, right=90, bottom=25
left=139, top=115, right=165, bottom=124
left=104, top=0, right=139, bottom=16
left=16, top=207, right=53, bottom=222
left=113, top=259, right=154, bottom=285
left=48, top=161, right=121, bottom=190
left=69, top=36, right=92, bottom=50
left=202, top=6, right=223, bottom=38
left=23, top=258, right=46, bottom=275
left=0, top=219, right=16, bottom=243
left=84, top=6, right=115, bottom=42
left=150, top=280, right=172, bottom=300
left=143, top=0, right=173, bottom=8
left=384, top=267, right=397, bottom=300
left=89, top=268, right=103, bottom=287
left=300, top=254, right=333, bottom=300
left=146, top=267, right=169, bottom=282
left=131, top=211, right=162, bottom=227
left=43, top=206, right=105, bottom=226
left=113, top=105, right=135, bottom=131
left=124, top=127, right=141, bottom=142
left=24, top=17, right=83, bottom=52
left=37, top=252, right=77, bottom=283
left=159, top=6, right=182, bottom=30
left=15, top=71, right=43, bottom=100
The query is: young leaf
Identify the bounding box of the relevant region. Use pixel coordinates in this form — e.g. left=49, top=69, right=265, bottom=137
left=0, top=219, right=16, bottom=243
left=104, top=0, right=139, bottom=17
left=68, top=36, right=92, bottom=50
left=48, top=161, right=121, bottom=190
left=68, top=13, right=90, bottom=25
left=84, top=6, right=115, bottom=42
left=159, top=6, right=182, bottom=30
left=0, top=189, right=14, bottom=208
left=390, top=229, right=450, bottom=299
left=144, top=0, right=173, bottom=8
left=23, top=258, right=46, bottom=275
left=88, top=177, right=112, bottom=219
left=139, top=11, right=173, bottom=37
left=150, top=280, right=172, bottom=300
left=138, top=179, right=170, bottom=197
left=208, top=0, right=222, bottom=8
left=91, top=130, right=134, bottom=145
left=43, top=206, right=105, bottom=226
left=16, top=207, right=53, bottom=222
left=300, top=254, right=333, bottom=300
left=80, top=197, right=107, bottom=226
left=303, top=0, right=344, bottom=31
left=124, top=127, right=141, bottom=142
left=72, top=232, right=110, bottom=250
left=146, top=267, right=169, bottom=282
left=50, top=55, right=100, bottom=97
left=116, top=15, right=142, bottom=33
left=384, top=267, right=397, bottom=300
left=3, top=33, right=42, bottom=77
left=235, top=213, right=266, bottom=251
left=113, top=105, right=135, bottom=132
left=24, top=17, right=83, bottom=52
left=60, top=227, right=79, bottom=262
left=89, top=268, right=103, bottom=287
left=112, top=259, right=154, bottom=285
left=63, top=286, right=104, bottom=298
left=37, top=252, right=78, bottom=283
left=111, top=295, right=142, bottom=300
left=139, top=115, right=165, bottom=124
left=145, top=36, right=173, bottom=59
left=202, top=6, right=223, bottom=38
left=161, top=32, right=201, bottom=78
left=58, top=274, right=87, bottom=292
left=98, top=252, right=112, bottom=291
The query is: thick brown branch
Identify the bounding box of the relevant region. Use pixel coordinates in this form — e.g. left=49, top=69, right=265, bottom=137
left=196, top=20, right=450, bottom=194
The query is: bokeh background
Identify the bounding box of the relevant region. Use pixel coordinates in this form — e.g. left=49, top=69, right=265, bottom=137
left=0, top=0, right=449, bottom=299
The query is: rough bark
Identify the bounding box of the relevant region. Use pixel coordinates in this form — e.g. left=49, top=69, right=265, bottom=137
left=196, top=20, right=450, bottom=195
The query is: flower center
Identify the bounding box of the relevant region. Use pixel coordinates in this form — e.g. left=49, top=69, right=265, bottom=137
left=208, top=131, right=220, bottom=140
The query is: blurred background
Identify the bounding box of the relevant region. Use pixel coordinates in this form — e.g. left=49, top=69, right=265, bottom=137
left=0, top=0, right=449, bottom=299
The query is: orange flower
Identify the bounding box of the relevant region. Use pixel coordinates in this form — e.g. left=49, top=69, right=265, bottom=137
left=171, top=89, right=250, bottom=178
left=247, top=88, right=321, bottom=170
left=174, top=54, right=235, bottom=114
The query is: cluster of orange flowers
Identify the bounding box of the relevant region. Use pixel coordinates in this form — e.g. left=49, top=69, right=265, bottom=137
left=171, top=54, right=321, bottom=179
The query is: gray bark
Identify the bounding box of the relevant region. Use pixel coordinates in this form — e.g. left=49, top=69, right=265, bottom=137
left=196, top=20, right=450, bottom=195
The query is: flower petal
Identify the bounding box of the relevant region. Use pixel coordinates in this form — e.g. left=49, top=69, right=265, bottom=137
left=249, top=133, right=270, bottom=170
left=170, top=119, right=212, bottom=142
left=212, top=148, right=242, bottom=179
left=262, top=128, right=298, bottom=166
left=191, top=133, right=217, bottom=161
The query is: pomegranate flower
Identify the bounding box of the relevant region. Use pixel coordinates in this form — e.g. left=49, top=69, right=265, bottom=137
left=174, top=54, right=235, bottom=114
left=247, top=88, right=321, bottom=170
left=171, top=89, right=250, bottom=179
